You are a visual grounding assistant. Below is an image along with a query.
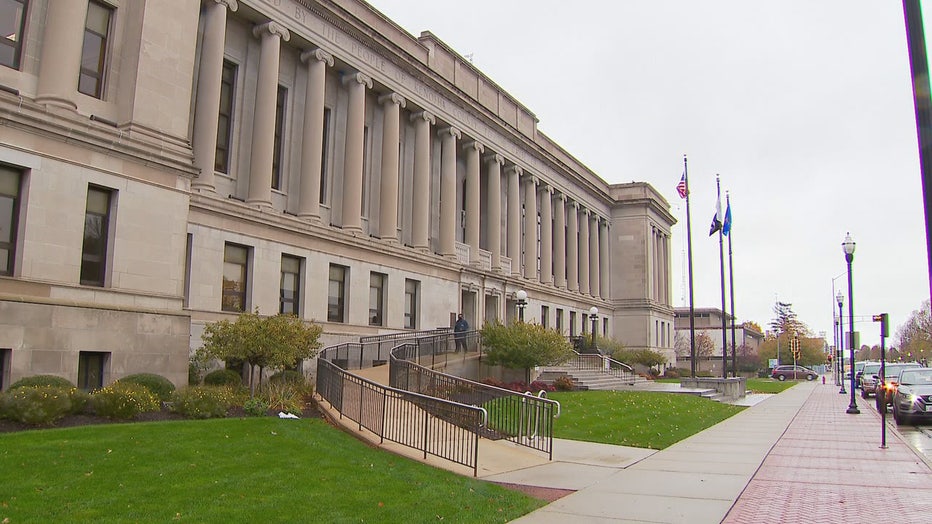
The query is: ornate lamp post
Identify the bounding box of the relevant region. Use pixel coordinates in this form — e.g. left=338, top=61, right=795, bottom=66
left=515, top=289, right=527, bottom=323
left=588, top=306, right=599, bottom=352
left=843, top=233, right=859, bottom=414
left=837, top=290, right=845, bottom=394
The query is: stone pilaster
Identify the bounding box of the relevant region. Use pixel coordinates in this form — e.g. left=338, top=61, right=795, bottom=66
left=567, top=201, right=579, bottom=292
left=410, top=111, right=434, bottom=251
left=463, top=140, right=484, bottom=264
left=590, top=215, right=600, bottom=298
left=579, top=208, right=590, bottom=295
left=523, top=175, right=538, bottom=280
left=35, top=0, right=89, bottom=109
left=485, top=153, right=504, bottom=270
left=506, top=165, right=522, bottom=275
left=297, top=48, right=333, bottom=219
left=438, top=126, right=461, bottom=256
left=247, top=21, right=290, bottom=207
left=539, top=184, right=553, bottom=285
left=553, top=193, right=567, bottom=289
left=340, top=72, right=373, bottom=231
left=378, top=93, right=406, bottom=240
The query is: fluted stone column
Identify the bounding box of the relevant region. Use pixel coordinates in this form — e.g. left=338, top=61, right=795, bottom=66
left=553, top=193, right=566, bottom=289
left=378, top=93, right=406, bottom=240
left=463, top=141, right=484, bottom=264
left=506, top=165, right=522, bottom=275
left=410, top=111, right=434, bottom=251
left=35, top=0, right=88, bottom=109
left=485, top=154, right=504, bottom=270
left=523, top=175, right=538, bottom=280
left=438, top=126, right=461, bottom=257
left=566, top=201, right=579, bottom=292
left=297, top=48, right=333, bottom=219
left=340, top=72, right=372, bottom=232
left=192, top=0, right=239, bottom=192
left=600, top=220, right=609, bottom=299
left=539, top=185, right=553, bottom=285
left=590, top=215, right=600, bottom=298
left=579, top=208, right=590, bottom=295
left=247, top=22, right=290, bottom=207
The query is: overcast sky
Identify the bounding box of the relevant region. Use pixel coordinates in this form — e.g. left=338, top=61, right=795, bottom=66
left=369, top=0, right=931, bottom=348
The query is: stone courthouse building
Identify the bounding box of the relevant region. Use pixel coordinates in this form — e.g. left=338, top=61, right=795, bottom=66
left=0, top=0, right=676, bottom=390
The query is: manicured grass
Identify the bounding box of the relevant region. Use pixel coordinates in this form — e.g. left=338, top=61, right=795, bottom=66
left=549, top=390, right=744, bottom=449
left=0, top=418, right=544, bottom=523
left=745, top=378, right=797, bottom=393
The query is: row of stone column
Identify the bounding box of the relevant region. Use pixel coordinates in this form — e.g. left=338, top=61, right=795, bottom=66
left=189, top=0, right=609, bottom=298
left=652, top=227, right=670, bottom=304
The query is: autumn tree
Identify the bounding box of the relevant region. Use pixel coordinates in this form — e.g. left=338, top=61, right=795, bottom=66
left=480, top=321, right=573, bottom=382
left=674, top=332, right=690, bottom=358
left=199, top=310, right=323, bottom=395
left=769, top=302, right=810, bottom=337
left=695, top=332, right=715, bottom=359
left=897, top=300, right=932, bottom=364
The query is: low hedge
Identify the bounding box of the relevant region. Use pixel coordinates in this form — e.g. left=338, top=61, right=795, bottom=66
left=9, top=375, right=75, bottom=390
left=116, top=373, right=176, bottom=401
left=0, top=386, right=73, bottom=425
left=92, top=382, right=160, bottom=420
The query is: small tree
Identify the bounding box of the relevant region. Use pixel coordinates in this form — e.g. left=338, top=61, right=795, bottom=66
left=480, top=321, right=573, bottom=382
left=199, top=310, right=322, bottom=395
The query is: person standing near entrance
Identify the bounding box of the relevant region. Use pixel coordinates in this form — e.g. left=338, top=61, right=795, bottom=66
left=454, top=314, right=469, bottom=352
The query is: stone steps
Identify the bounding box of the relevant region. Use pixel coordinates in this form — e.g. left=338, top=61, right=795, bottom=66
left=538, top=367, right=646, bottom=391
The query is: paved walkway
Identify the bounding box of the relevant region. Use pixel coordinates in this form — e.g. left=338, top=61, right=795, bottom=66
left=320, top=375, right=932, bottom=523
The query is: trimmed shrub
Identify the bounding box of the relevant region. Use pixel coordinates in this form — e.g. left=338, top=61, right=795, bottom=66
left=553, top=375, right=576, bottom=391
left=242, top=396, right=270, bottom=417
left=0, top=386, right=72, bottom=425
left=260, top=381, right=304, bottom=416
left=92, top=382, right=160, bottom=420
left=269, top=369, right=304, bottom=384
left=169, top=386, right=234, bottom=419
left=116, top=373, right=176, bottom=401
left=203, top=369, right=243, bottom=387
left=68, top=389, right=92, bottom=414
left=9, top=375, right=75, bottom=390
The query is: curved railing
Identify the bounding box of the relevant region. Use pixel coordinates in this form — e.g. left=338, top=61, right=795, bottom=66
left=390, top=339, right=560, bottom=459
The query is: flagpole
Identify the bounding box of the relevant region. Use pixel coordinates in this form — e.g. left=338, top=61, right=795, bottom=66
left=684, top=155, right=697, bottom=378
left=727, top=192, right=737, bottom=377
left=717, top=175, right=728, bottom=379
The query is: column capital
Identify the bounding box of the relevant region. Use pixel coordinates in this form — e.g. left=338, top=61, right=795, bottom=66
left=438, top=126, right=461, bottom=140
left=410, top=110, right=435, bottom=125
left=462, top=140, right=484, bottom=154
left=300, top=47, right=333, bottom=67
left=553, top=191, right=566, bottom=203
left=483, top=153, right=504, bottom=166
left=524, top=174, right=538, bottom=186
left=253, top=21, right=290, bottom=42
left=538, top=183, right=553, bottom=195
left=208, top=0, right=238, bottom=11
left=342, top=71, right=373, bottom=88
left=504, top=165, right=523, bottom=177
left=378, top=92, right=406, bottom=108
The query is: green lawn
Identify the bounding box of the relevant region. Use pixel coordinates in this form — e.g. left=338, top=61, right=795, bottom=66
left=0, top=418, right=544, bottom=523
left=548, top=390, right=744, bottom=449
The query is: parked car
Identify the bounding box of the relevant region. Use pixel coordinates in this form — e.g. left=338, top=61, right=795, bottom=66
left=855, top=361, right=878, bottom=389
left=771, top=365, right=818, bottom=381
left=892, top=368, right=932, bottom=425
left=874, top=362, right=923, bottom=412
left=859, top=362, right=883, bottom=398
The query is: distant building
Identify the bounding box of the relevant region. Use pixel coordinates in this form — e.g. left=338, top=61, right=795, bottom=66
left=0, top=0, right=675, bottom=390
left=673, top=307, right=763, bottom=373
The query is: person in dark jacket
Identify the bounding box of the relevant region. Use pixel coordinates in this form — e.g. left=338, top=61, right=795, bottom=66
left=453, top=314, right=469, bottom=352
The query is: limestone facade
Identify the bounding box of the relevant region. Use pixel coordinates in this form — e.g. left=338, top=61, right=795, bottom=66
left=0, top=0, right=675, bottom=389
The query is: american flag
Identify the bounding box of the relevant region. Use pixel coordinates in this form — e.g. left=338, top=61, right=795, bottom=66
left=676, top=172, right=688, bottom=199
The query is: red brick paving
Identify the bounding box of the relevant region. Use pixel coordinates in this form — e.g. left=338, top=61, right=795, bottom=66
left=722, top=383, right=932, bottom=523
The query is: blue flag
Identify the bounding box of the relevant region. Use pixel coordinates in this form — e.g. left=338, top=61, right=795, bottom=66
left=722, top=197, right=732, bottom=236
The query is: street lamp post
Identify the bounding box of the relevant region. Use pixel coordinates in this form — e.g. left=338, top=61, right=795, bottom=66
left=843, top=233, right=859, bottom=414
left=516, top=290, right=527, bottom=323
left=837, top=290, right=845, bottom=394
left=588, top=306, right=599, bottom=352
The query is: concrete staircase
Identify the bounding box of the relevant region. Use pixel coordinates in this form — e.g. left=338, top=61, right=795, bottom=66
left=538, top=366, right=647, bottom=391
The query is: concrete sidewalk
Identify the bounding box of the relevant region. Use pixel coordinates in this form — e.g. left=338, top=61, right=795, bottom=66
left=511, top=381, right=932, bottom=523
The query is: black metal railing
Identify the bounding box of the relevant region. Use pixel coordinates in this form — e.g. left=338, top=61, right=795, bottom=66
left=390, top=339, right=559, bottom=459
left=317, top=355, right=486, bottom=476
left=566, top=350, right=636, bottom=383
left=320, top=327, right=452, bottom=370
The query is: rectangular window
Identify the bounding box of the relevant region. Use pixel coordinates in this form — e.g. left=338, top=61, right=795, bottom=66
left=78, top=1, right=112, bottom=98
left=369, top=272, right=385, bottom=326
left=280, top=254, right=301, bottom=315
left=541, top=305, right=549, bottom=329
left=0, top=0, right=27, bottom=70
left=404, top=279, right=419, bottom=329
left=361, top=125, right=369, bottom=215
left=569, top=311, right=576, bottom=336
left=215, top=60, right=236, bottom=173
left=77, top=351, right=108, bottom=391
left=183, top=233, right=193, bottom=308
left=80, top=185, right=113, bottom=287
left=0, top=348, right=10, bottom=391
left=319, top=107, right=331, bottom=204
left=555, top=309, right=564, bottom=334
left=0, top=165, right=22, bottom=276
left=328, top=264, right=346, bottom=323
left=272, top=85, right=287, bottom=191
left=222, top=243, right=249, bottom=312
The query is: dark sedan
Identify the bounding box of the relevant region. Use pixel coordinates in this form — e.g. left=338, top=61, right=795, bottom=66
left=771, top=365, right=817, bottom=381
left=892, top=368, right=932, bottom=425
